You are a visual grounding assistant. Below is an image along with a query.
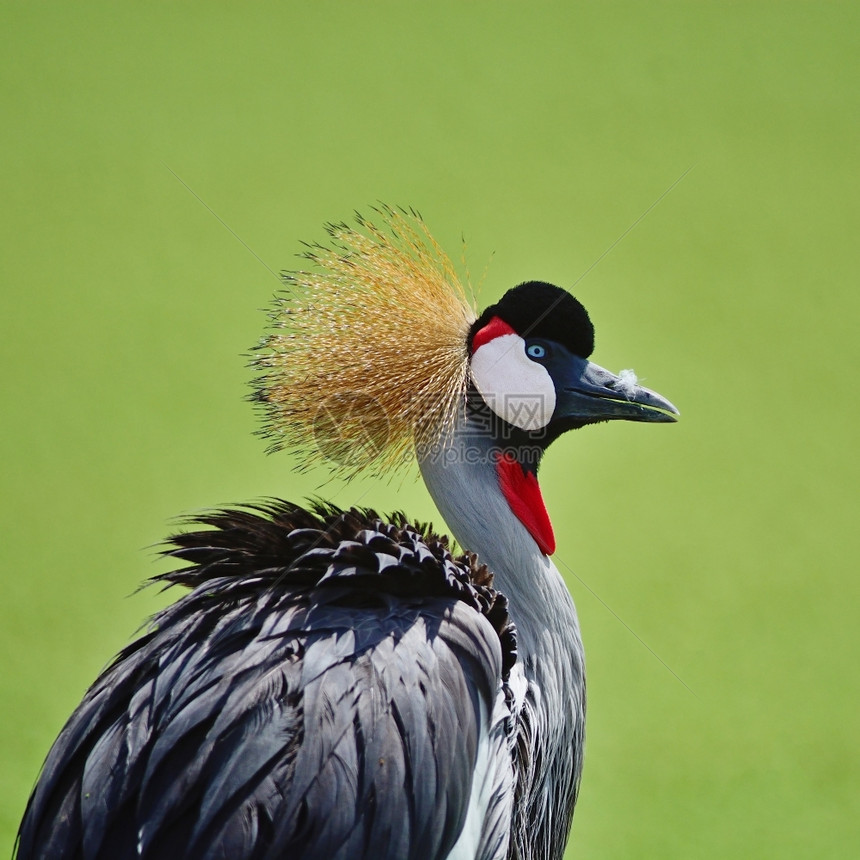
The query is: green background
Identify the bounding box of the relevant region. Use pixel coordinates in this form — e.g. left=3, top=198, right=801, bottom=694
left=2, top=3, right=858, bottom=857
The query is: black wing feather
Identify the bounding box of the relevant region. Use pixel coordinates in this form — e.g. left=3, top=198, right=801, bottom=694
left=17, top=501, right=518, bottom=860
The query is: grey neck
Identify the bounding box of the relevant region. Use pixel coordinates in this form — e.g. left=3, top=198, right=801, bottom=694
left=417, top=402, right=586, bottom=802
left=418, top=402, right=584, bottom=679
left=418, top=401, right=586, bottom=855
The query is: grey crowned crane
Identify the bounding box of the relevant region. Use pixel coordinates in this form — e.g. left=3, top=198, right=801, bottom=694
left=16, top=209, right=678, bottom=860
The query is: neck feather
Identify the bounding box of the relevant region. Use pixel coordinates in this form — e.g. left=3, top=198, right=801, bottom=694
left=418, top=398, right=587, bottom=855
left=417, top=398, right=585, bottom=697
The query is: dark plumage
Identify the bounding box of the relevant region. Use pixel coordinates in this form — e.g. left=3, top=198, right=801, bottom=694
left=17, top=502, right=517, bottom=860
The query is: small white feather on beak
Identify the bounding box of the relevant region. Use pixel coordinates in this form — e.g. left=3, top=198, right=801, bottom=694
left=616, top=368, right=639, bottom=398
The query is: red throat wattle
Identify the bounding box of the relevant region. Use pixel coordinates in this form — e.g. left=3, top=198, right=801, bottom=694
left=494, top=452, right=556, bottom=556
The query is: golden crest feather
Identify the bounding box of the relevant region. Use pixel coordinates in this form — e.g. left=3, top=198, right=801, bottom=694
left=253, top=207, right=476, bottom=476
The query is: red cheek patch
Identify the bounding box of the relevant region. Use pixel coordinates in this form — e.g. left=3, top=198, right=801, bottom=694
left=494, top=451, right=556, bottom=556
left=471, top=315, right=517, bottom=352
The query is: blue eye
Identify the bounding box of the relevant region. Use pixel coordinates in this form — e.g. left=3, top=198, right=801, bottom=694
left=526, top=343, right=546, bottom=359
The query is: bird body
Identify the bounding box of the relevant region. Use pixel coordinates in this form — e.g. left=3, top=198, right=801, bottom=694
left=18, top=504, right=519, bottom=859
left=17, top=208, right=677, bottom=859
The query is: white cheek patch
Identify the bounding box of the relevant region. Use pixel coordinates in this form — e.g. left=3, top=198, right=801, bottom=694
left=470, top=333, right=556, bottom=431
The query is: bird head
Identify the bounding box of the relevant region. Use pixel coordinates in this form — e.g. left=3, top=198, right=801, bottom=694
left=467, top=280, right=678, bottom=450
left=254, top=209, right=676, bottom=484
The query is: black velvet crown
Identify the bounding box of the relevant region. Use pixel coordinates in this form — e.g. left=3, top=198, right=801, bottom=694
left=469, top=281, right=595, bottom=358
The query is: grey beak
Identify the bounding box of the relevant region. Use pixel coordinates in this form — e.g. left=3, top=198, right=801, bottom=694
left=555, top=358, right=679, bottom=424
